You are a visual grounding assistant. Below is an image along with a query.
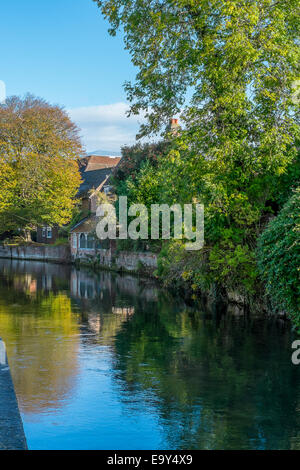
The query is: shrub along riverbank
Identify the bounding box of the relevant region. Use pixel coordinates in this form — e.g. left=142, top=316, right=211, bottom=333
left=257, top=189, right=300, bottom=332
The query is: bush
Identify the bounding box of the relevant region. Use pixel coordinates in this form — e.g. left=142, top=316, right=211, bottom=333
left=53, top=237, right=69, bottom=246
left=257, top=188, right=300, bottom=331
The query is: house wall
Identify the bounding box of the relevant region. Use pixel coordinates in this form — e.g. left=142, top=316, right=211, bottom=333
left=90, top=193, right=98, bottom=213
left=70, top=233, right=158, bottom=274
left=37, top=226, right=59, bottom=244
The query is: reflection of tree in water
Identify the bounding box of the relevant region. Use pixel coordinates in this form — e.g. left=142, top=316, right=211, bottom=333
left=112, top=295, right=300, bottom=450
left=0, top=263, right=147, bottom=415
left=0, top=271, right=80, bottom=415
left=0, top=259, right=299, bottom=449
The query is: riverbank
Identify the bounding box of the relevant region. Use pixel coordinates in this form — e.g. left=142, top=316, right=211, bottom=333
left=0, top=243, right=289, bottom=323
left=0, top=244, right=71, bottom=264
left=0, top=244, right=158, bottom=277
left=0, top=339, right=27, bottom=450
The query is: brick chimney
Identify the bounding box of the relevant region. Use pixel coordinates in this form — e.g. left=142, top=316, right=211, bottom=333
left=169, top=118, right=180, bottom=135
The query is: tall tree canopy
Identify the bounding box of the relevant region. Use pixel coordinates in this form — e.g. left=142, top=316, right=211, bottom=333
left=0, top=95, right=82, bottom=236
left=95, top=0, right=299, bottom=135
left=96, top=0, right=299, bottom=297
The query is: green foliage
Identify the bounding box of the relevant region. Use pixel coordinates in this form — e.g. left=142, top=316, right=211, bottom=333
left=156, top=237, right=257, bottom=296
left=64, top=207, right=86, bottom=234
left=53, top=237, right=69, bottom=246
left=96, top=0, right=300, bottom=300
left=0, top=95, right=82, bottom=235
left=274, top=149, right=300, bottom=207
left=156, top=240, right=215, bottom=296
left=95, top=0, right=299, bottom=135
left=113, top=141, right=170, bottom=184
left=257, top=189, right=300, bottom=331
left=122, top=160, right=161, bottom=207
left=209, top=241, right=257, bottom=293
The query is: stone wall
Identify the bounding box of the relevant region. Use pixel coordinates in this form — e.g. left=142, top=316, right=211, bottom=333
left=0, top=338, right=27, bottom=449
left=114, top=251, right=158, bottom=273
left=0, top=244, right=158, bottom=275
left=73, top=246, right=158, bottom=275
left=0, top=244, right=71, bottom=263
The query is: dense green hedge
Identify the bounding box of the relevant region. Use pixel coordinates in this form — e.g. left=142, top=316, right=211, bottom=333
left=257, top=189, right=300, bottom=331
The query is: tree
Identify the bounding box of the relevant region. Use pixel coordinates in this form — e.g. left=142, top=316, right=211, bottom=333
left=113, top=141, right=170, bottom=183
left=257, top=188, right=300, bottom=332
left=95, top=0, right=299, bottom=134
left=0, top=95, right=82, bottom=239
left=95, top=0, right=299, bottom=295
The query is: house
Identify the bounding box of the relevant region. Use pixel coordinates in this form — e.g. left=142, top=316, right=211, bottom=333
left=70, top=155, right=120, bottom=258
left=79, top=155, right=120, bottom=172
left=37, top=225, right=59, bottom=244
left=37, top=155, right=120, bottom=245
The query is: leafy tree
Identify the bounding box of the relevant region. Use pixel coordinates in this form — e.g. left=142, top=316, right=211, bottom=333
left=0, top=95, right=82, bottom=239
left=95, top=0, right=299, bottom=295
left=257, top=188, right=300, bottom=331
left=112, top=142, right=170, bottom=252
left=95, top=0, right=299, bottom=135
left=113, top=141, right=170, bottom=184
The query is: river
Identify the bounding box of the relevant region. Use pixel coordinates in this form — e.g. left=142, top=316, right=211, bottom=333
left=0, top=258, right=299, bottom=450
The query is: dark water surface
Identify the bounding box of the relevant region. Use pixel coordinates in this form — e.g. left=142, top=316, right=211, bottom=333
left=0, top=259, right=299, bottom=450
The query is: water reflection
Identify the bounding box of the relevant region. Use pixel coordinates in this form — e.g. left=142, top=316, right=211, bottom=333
left=0, top=261, right=80, bottom=414
left=0, top=258, right=299, bottom=450
left=114, top=305, right=300, bottom=449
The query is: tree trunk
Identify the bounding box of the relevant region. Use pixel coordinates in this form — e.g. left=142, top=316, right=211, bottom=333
left=23, top=229, right=32, bottom=242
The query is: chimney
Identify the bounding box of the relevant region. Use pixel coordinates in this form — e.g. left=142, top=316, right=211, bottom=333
left=169, top=118, right=180, bottom=135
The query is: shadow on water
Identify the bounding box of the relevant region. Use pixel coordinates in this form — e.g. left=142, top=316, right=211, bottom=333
left=0, top=258, right=299, bottom=450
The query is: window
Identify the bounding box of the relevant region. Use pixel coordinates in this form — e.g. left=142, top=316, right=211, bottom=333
left=42, top=227, right=46, bottom=238
left=47, top=227, right=52, bottom=239
left=72, top=234, right=77, bottom=249
left=87, top=234, right=95, bottom=249
left=80, top=233, right=87, bottom=249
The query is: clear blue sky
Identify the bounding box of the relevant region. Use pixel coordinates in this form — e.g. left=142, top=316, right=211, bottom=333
left=0, top=0, right=141, bottom=152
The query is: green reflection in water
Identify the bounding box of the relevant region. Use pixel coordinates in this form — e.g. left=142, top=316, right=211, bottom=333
left=0, top=258, right=299, bottom=449
left=0, top=263, right=80, bottom=414
left=113, top=296, right=300, bottom=449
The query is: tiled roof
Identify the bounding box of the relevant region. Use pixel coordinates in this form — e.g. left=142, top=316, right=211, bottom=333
left=79, top=155, right=121, bottom=172
left=77, top=155, right=120, bottom=197
left=78, top=168, right=111, bottom=197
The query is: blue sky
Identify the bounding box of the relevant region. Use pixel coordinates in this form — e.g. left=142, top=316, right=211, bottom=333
left=0, top=0, right=142, bottom=153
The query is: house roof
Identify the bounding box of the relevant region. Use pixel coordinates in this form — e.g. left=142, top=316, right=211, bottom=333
left=78, top=168, right=111, bottom=197
left=77, top=155, right=120, bottom=197
left=70, top=216, right=97, bottom=233
left=79, top=155, right=121, bottom=172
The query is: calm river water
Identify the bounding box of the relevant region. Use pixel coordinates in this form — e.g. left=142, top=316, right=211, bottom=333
left=0, top=258, right=299, bottom=450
